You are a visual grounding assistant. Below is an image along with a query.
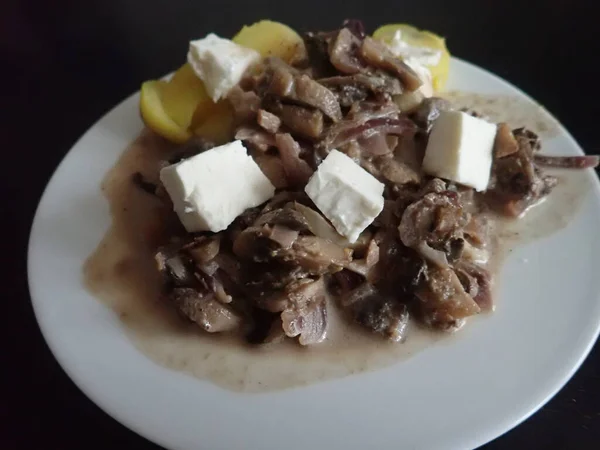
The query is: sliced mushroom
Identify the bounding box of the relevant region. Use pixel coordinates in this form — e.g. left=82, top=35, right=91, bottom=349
left=268, top=65, right=342, bottom=122
left=415, top=266, right=480, bottom=329
left=256, top=109, right=282, bottom=133
left=359, top=37, right=422, bottom=91
left=278, top=104, right=324, bottom=139
left=274, top=133, right=314, bottom=187
left=281, top=279, right=328, bottom=345
left=170, top=287, right=242, bottom=333
left=329, top=28, right=365, bottom=74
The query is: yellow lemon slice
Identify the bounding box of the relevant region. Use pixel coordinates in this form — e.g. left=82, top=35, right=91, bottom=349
left=373, top=24, right=450, bottom=91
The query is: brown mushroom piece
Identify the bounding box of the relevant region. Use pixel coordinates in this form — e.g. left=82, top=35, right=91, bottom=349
left=256, top=109, right=282, bottom=133
left=235, top=126, right=276, bottom=152
left=170, top=287, right=242, bottom=333
left=278, top=236, right=352, bottom=275
left=274, top=133, right=315, bottom=187
left=183, top=235, right=221, bottom=265
left=228, top=86, right=261, bottom=121
left=259, top=277, right=325, bottom=312
left=410, top=97, right=452, bottom=131
left=359, top=37, right=422, bottom=91
left=346, top=238, right=380, bottom=279
left=340, top=283, right=409, bottom=342
left=454, top=260, right=493, bottom=311
left=303, top=30, right=338, bottom=78
left=281, top=296, right=328, bottom=345
left=267, top=64, right=342, bottom=122
left=415, top=266, right=480, bottom=329
left=329, top=27, right=365, bottom=74
left=155, top=246, right=195, bottom=287
left=399, top=192, right=470, bottom=267
left=277, top=104, right=324, bottom=139
left=253, top=205, right=311, bottom=231
left=319, top=73, right=402, bottom=106
left=252, top=154, right=289, bottom=189
left=488, top=128, right=559, bottom=216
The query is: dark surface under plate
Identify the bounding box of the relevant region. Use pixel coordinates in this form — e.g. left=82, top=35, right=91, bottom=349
left=2, top=0, right=599, bottom=449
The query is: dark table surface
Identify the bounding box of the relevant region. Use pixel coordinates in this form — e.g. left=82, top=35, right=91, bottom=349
left=3, top=0, right=599, bottom=448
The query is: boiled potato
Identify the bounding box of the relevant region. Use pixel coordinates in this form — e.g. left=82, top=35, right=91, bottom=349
left=161, top=63, right=211, bottom=129
left=139, top=80, right=191, bottom=143
left=191, top=100, right=235, bottom=145
left=233, top=20, right=305, bottom=63
left=373, top=24, right=450, bottom=91
left=140, top=64, right=210, bottom=143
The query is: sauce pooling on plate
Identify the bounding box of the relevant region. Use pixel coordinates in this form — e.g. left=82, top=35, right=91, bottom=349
left=84, top=92, right=592, bottom=392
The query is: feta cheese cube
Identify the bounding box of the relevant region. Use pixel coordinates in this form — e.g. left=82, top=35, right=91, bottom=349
left=160, top=140, right=275, bottom=232
left=305, top=150, right=385, bottom=243
left=422, top=111, right=497, bottom=191
left=187, top=34, right=260, bottom=102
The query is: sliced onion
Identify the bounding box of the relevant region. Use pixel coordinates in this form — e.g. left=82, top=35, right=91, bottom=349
left=293, top=202, right=349, bottom=246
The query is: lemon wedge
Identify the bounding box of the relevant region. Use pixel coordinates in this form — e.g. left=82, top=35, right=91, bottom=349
left=373, top=24, right=450, bottom=91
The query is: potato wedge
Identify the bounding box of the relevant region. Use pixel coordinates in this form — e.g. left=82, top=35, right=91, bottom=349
left=373, top=24, right=450, bottom=91
left=233, top=20, right=306, bottom=63
left=191, top=100, right=235, bottom=145
left=140, top=80, right=191, bottom=143
left=161, top=63, right=211, bottom=129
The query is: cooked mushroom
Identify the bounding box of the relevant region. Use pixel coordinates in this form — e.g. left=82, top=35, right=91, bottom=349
left=256, top=109, right=282, bottom=133
left=277, top=104, right=324, bottom=139
left=359, top=37, right=422, bottom=91
left=329, top=28, right=365, bottom=74
left=274, top=133, right=315, bottom=186
left=170, top=287, right=242, bottom=332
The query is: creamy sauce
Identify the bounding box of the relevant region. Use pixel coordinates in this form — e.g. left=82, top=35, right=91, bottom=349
left=443, top=91, right=561, bottom=138
left=84, top=94, right=591, bottom=392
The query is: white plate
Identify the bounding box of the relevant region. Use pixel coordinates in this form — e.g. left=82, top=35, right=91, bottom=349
left=28, top=58, right=600, bottom=450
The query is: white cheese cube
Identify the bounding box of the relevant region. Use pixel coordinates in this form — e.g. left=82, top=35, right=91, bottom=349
left=422, top=111, right=497, bottom=191
left=305, top=150, right=385, bottom=243
left=160, top=140, right=275, bottom=233
left=187, top=34, right=260, bottom=102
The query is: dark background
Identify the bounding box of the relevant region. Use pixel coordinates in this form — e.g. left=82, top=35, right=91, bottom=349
left=3, top=0, right=599, bottom=448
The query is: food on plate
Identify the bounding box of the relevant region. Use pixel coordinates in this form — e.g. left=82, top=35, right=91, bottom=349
left=139, top=80, right=192, bottom=143
left=232, top=20, right=306, bottom=63
left=372, top=24, right=450, bottom=91
left=161, top=63, right=210, bottom=129
left=133, top=19, right=598, bottom=346
left=159, top=140, right=275, bottom=232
